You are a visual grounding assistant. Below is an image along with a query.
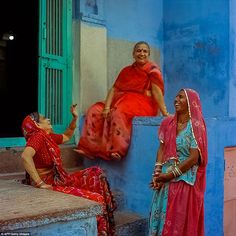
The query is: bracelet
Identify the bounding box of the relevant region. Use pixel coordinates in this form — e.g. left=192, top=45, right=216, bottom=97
left=152, top=168, right=162, bottom=176
left=171, top=169, right=177, bottom=178
left=35, top=180, right=44, bottom=188
left=155, top=162, right=163, bottom=167
left=171, top=166, right=183, bottom=178
left=174, top=166, right=183, bottom=176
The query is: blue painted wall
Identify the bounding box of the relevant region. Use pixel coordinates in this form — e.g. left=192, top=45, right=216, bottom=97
left=74, top=1, right=235, bottom=235
left=84, top=117, right=236, bottom=236
left=104, top=0, right=163, bottom=49
left=229, top=0, right=236, bottom=117
left=73, top=0, right=163, bottom=50
left=163, top=0, right=229, bottom=117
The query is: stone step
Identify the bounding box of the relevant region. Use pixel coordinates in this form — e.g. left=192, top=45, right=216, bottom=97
left=0, top=167, right=84, bottom=182
left=0, top=145, right=82, bottom=174
left=0, top=179, right=102, bottom=236
left=114, top=211, right=148, bottom=236
left=0, top=180, right=148, bottom=236
left=112, top=189, right=125, bottom=211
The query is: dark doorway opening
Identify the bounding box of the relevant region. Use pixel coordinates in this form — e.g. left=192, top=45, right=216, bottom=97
left=0, top=1, right=39, bottom=137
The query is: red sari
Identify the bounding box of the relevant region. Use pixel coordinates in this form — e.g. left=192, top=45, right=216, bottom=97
left=22, top=116, right=116, bottom=236
left=150, top=89, right=208, bottom=236
left=78, top=61, right=164, bottom=160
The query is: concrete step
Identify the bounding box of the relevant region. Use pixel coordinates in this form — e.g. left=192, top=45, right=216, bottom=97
left=0, top=179, right=102, bottom=236
left=0, top=145, right=83, bottom=174
left=0, top=180, right=148, bottom=236
left=112, top=189, right=125, bottom=211
left=114, top=211, right=148, bottom=236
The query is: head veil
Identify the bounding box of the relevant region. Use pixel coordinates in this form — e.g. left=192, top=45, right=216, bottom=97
left=21, top=114, right=71, bottom=186
left=158, top=88, right=207, bottom=166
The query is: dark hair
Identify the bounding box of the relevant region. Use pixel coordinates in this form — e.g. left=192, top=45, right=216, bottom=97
left=30, top=112, right=40, bottom=123
left=133, top=41, right=151, bottom=54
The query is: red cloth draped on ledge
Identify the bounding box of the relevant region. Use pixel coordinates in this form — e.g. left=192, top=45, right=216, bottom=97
left=77, top=61, right=164, bottom=160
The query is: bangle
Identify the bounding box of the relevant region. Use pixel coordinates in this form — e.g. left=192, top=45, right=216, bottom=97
left=152, top=169, right=161, bottom=176
left=35, top=180, right=44, bottom=188
left=155, top=162, right=163, bottom=167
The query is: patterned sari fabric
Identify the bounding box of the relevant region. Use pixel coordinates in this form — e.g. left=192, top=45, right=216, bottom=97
left=149, top=89, right=208, bottom=236
left=78, top=61, right=164, bottom=160
left=22, top=116, right=116, bottom=236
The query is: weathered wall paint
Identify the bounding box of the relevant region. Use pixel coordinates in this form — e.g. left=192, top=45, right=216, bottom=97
left=72, top=0, right=164, bottom=112
left=107, top=40, right=161, bottom=89
left=73, top=1, right=235, bottom=236
left=79, top=22, right=108, bottom=113
left=163, top=0, right=229, bottom=117
left=104, top=0, right=163, bottom=50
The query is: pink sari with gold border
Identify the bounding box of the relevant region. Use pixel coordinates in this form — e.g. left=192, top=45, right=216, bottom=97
left=149, top=89, right=208, bottom=236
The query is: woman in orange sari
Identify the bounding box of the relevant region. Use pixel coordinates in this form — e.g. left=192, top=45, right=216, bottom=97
left=21, top=105, right=116, bottom=236
left=76, top=41, right=169, bottom=161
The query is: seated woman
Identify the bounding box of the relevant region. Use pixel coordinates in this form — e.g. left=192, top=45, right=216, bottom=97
left=21, top=105, right=116, bottom=236
left=76, top=41, right=169, bottom=161
left=149, top=89, right=208, bottom=236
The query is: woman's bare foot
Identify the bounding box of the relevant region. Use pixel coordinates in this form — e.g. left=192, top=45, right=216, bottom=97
left=110, top=152, right=122, bottom=161
left=73, top=149, right=95, bottom=160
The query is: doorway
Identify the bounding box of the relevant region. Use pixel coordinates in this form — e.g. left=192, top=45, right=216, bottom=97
left=0, top=1, right=38, bottom=138
left=224, top=147, right=236, bottom=236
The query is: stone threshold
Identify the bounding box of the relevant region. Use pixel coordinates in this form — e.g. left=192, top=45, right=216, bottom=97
left=0, top=180, right=102, bottom=231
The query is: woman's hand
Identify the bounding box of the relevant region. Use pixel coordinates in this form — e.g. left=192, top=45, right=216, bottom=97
left=150, top=181, right=164, bottom=190
left=102, top=107, right=111, bottom=119
left=150, top=176, right=164, bottom=190
left=70, top=104, right=78, bottom=119
left=155, top=172, right=172, bottom=183
left=39, top=183, right=52, bottom=190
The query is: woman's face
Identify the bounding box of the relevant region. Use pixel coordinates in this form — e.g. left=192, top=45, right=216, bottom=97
left=174, top=90, right=189, bottom=114
left=38, top=115, right=52, bottom=132
left=133, top=43, right=150, bottom=65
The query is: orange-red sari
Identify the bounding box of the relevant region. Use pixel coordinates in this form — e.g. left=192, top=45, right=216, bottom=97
left=78, top=61, right=164, bottom=160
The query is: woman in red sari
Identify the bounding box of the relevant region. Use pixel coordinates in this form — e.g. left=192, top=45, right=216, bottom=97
left=149, top=89, right=207, bottom=236
left=76, top=41, right=169, bottom=161
left=21, top=105, right=116, bottom=236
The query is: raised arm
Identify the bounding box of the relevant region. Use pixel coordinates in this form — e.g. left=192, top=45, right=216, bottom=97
left=151, top=83, right=168, bottom=116
left=62, top=104, right=78, bottom=143
left=21, top=147, right=51, bottom=189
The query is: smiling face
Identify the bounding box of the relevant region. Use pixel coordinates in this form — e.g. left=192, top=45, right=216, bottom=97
left=38, top=115, right=52, bottom=132
left=174, top=90, right=189, bottom=115
left=133, top=43, right=150, bottom=65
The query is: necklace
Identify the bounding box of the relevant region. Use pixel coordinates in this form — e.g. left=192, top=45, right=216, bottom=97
left=177, top=119, right=189, bottom=129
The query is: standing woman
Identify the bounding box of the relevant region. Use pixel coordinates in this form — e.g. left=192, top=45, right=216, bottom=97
left=76, top=41, right=168, bottom=161
left=149, top=89, right=208, bottom=236
left=21, top=105, right=116, bottom=236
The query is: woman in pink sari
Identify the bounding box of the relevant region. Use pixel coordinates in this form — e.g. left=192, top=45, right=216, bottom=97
left=76, top=41, right=169, bottom=161
left=21, top=105, right=116, bottom=236
left=149, top=89, right=208, bottom=236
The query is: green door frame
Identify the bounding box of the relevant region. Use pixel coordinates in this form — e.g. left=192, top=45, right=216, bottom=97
left=38, top=0, right=72, bottom=134
left=0, top=0, right=72, bottom=148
